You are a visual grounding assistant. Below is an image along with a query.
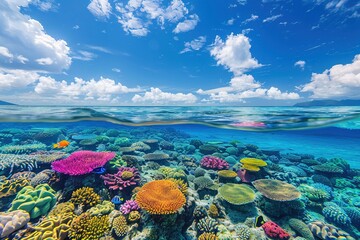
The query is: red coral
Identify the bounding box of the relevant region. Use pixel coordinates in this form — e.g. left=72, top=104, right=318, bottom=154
left=200, top=156, right=229, bottom=170
left=261, top=221, right=290, bottom=240
left=51, top=151, right=115, bottom=175
left=101, top=167, right=140, bottom=190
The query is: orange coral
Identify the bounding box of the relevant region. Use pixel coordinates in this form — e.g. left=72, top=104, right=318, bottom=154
left=135, top=180, right=186, bottom=215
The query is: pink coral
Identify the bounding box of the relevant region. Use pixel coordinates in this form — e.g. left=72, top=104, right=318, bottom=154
left=51, top=151, right=115, bottom=175
left=120, top=200, right=140, bottom=214
left=261, top=221, right=290, bottom=240
left=101, top=167, right=140, bottom=191
left=200, top=156, right=229, bottom=170
left=237, top=169, right=256, bottom=183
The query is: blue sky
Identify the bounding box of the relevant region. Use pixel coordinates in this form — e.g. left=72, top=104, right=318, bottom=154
left=0, top=0, right=359, bottom=105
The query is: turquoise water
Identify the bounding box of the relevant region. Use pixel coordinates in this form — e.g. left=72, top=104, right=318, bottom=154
left=0, top=106, right=359, bottom=239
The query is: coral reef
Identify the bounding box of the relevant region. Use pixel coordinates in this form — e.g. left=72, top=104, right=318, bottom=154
left=135, top=179, right=186, bottom=214
left=52, top=151, right=115, bottom=175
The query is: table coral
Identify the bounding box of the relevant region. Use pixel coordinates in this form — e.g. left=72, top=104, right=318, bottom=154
left=9, top=183, right=57, bottom=219
left=240, top=158, right=267, bottom=172
left=252, top=179, right=301, bottom=201
left=52, top=151, right=115, bottom=175
left=135, top=179, right=186, bottom=214
left=218, top=183, right=255, bottom=205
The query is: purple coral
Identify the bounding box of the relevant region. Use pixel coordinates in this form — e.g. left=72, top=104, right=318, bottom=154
left=200, top=156, right=229, bottom=170
left=120, top=200, right=140, bottom=214
left=101, top=167, right=140, bottom=190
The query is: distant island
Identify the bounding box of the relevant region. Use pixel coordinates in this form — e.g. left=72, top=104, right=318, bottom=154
left=0, top=100, right=16, bottom=105
left=294, top=99, right=360, bottom=107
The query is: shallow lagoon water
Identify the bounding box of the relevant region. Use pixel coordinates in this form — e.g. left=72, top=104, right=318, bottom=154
left=0, top=106, right=359, bottom=239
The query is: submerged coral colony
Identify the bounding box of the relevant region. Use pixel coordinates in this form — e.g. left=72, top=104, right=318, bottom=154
left=0, top=126, right=359, bottom=240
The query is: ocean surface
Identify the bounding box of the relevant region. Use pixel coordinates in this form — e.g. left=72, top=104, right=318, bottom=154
left=0, top=105, right=359, bottom=239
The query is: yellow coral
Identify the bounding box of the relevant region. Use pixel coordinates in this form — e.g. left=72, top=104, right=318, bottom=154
left=240, top=158, right=267, bottom=172
left=218, top=170, right=237, bottom=179
left=69, top=213, right=110, bottom=240
left=121, top=171, right=134, bottom=180
left=135, top=179, right=186, bottom=215
left=168, top=178, right=188, bottom=195
left=208, top=204, right=219, bottom=218
left=70, top=187, right=101, bottom=207
left=198, top=232, right=218, bottom=240
left=49, top=202, right=75, bottom=218
left=112, top=215, right=128, bottom=237
left=127, top=210, right=141, bottom=222
left=0, top=177, right=29, bottom=199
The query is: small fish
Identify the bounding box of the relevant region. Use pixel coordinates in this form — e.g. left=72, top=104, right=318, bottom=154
left=53, top=140, right=70, bottom=149
left=111, top=195, right=124, bottom=205
left=92, top=167, right=106, bottom=174
left=254, top=215, right=266, bottom=227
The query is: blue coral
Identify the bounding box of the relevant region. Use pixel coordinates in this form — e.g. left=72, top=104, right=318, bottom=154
left=322, top=202, right=351, bottom=225
left=311, top=183, right=334, bottom=198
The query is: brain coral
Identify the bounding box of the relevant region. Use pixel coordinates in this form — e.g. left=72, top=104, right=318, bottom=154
left=135, top=179, right=186, bottom=215
left=9, top=183, right=57, bottom=219
left=252, top=179, right=301, bottom=201
left=218, top=183, right=255, bottom=205
left=52, top=151, right=115, bottom=175
left=0, top=210, right=30, bottom=238
left=240, top=158, right=267, bottom=172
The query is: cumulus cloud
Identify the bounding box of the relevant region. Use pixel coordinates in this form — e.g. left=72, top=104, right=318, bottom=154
left=263, top=14, right=282, bottom=23
left=87, top=0, right=112, bottom=19
left=0, top=0, right=71, bottom=72
left=198, top=33, right=300, bottom=103
left=132, top=87, right=197, bottom=104
left=35, top=76, right=142, bottom=101
left=294, top=60, right=306, bottom=70
left=227, top=18, right=235, bottom=25
left=173, top=14, right=199, bottom=33
left=210, top=33, right=261, bottom=75
left=115, top=0, right=198, bottom=36
left=180, top=36, right=206, bottom=54
left=300, top=54, right=360, bottom=99
left=0, top=68, right=39, bottom=91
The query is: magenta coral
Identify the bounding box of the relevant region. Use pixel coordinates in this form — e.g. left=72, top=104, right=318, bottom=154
left=261, top=221, right=290, bottom=240
left=101, top=167, right=140, bottom=191
left=200, top=156, right=229, bottom=170
left=51, top=151, right=115, bottom=176
left=120, top=200, right=140, bottom=214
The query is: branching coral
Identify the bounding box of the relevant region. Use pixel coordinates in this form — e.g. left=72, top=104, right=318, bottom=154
left=200, top=156, right=229, bottom=170
left=69, top=213, right=110, bottom=240
left=112, top=215, right=128, bottom=237
left=135, top=179, right=186, bottom=215
left=101, top=167, right=140, bottom=191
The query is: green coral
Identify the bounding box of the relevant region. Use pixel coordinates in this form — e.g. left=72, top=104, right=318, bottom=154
left=334, top=178, right=355, bottom=188
left=9, top=183, right=57, bottom=219
left=114, top=137, right=131, bottom=147
left=158, top=166, right=186, bottom=180
left=298, top=184, right=329, bottom=202
left=218, top=183, right=255, bottom=205
left=107, top=154, right=127, bottom=170
left=87, top=201, right=114, bottom=216
left=288, top=218, right=315, bottom=240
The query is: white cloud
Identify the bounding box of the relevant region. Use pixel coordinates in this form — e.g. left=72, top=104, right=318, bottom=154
left=87, top=0, right=112, bottom=19
left=294, top=60, right=306, bottom=70
left=36, top=57, right=53, bottom=65
left=242, top=14, right=259, bottom=25
left=198, top=33, right=300, bottom=103
left=116, top=0, right=197, bottom=37
left=210, top=33, right=261, bottom=75
left=180, top=36, right=206, bottom=54
left=0, top=46, right=14, bottom=60
left=112, top=68, right=121, bottom=72
left=31, top=0, right=58, bottom=11
left=73, top=25, right=80, bottom=29
left=300, top=54, right=360, bottom=99
left=35, top=76, right=142, bottom=101
left=0, top=0, right=71, bottom=72
left=227, top=18, right=235, bottom=25
left=72, top=51, right=97, bottom=61
left=0, top=68, right=39, bottom=91
left=132, top=87, right=197, bottom=104
left=173, top=14, right=199, bottom=33
left=263, top=14, right=282, bottom=23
